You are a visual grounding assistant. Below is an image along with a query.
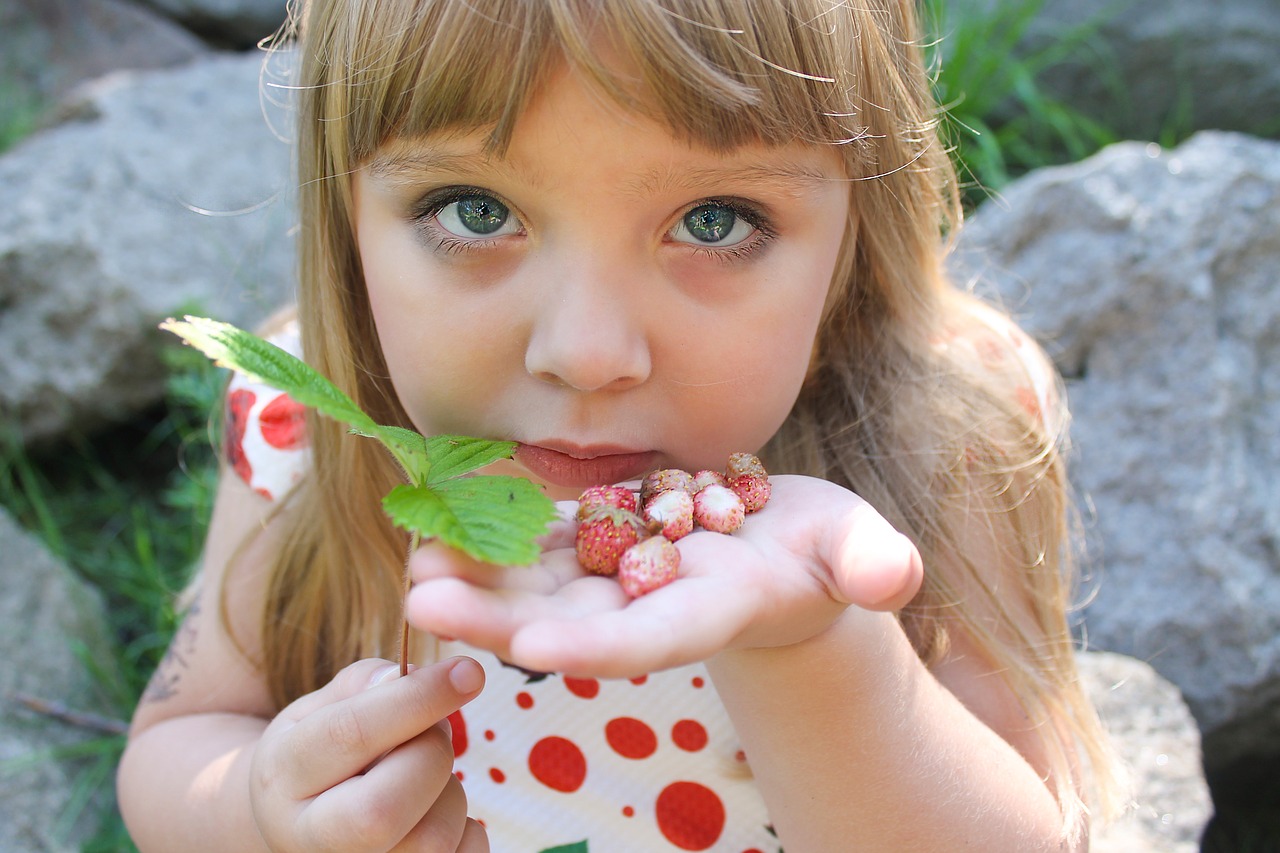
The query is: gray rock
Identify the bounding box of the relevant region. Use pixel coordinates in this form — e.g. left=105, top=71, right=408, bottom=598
left=944, top=0, right=1280, bottom=143
left=0, top=50, right=297, bottom=445
left=135, top=0, right=289, bottom=47
left=0, top=509, right=118, bottom=853
left=950, top=130, right=1280, bottom=773
left=1083, top=651, right=1212, bottom=853
left=1030, top=0, right=1280, bottom=142
left=0, top=0, right=206, bottom=108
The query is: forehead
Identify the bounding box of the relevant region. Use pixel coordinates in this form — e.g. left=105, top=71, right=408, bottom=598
left=326, top=0, right=870, bottom=172
left=363, top=67, right=848, bottom=200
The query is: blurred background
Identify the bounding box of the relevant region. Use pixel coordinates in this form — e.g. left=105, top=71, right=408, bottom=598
left=1, top=0, right=1276, bottom=850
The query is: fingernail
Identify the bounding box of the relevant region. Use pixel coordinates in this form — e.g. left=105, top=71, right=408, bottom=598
left=367, top=664, right=400, bottom=688
left=448, top=657, right=484, bottom=694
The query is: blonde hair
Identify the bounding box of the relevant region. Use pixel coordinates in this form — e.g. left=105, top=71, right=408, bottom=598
left=248, top=0, right=1119, bottom=836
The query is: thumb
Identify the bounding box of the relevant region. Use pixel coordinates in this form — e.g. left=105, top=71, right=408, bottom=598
left=826, top=501, right=923, bottom=612
left=275, top=656, right=484, bottom=727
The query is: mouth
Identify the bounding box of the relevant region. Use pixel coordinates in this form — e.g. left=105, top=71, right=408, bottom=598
left=514, top=442, right=660, bottom=490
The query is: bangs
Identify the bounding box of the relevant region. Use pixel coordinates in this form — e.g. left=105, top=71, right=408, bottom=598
left=319, top=0, right=876, bottom=170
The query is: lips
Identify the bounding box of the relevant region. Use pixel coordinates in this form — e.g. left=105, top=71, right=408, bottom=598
left=514, top=443, right=660, bottom=489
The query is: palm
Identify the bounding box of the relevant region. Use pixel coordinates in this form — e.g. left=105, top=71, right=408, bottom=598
left=404, top=475, right=920, bottom=678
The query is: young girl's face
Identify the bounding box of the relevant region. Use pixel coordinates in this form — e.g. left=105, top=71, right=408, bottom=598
left=352, top=61, right=850, bottom=500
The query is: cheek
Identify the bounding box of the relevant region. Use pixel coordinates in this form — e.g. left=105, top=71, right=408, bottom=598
left=665, top=283, right=827, bottom=460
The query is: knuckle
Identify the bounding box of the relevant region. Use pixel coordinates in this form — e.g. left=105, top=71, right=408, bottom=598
left=334, top=793, right=403, bottom=851
left=326, top=703, right=374, bottom=756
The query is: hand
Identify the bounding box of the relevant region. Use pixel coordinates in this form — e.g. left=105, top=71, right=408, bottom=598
left=404, top=475, right=922, bottom=678
left=250, top=657, right=489, bottom=853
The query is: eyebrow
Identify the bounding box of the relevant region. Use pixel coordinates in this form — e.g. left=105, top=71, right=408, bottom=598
left=621, top=161, right=838, bottom=200
left=365, top=149, right=532, bottom=187
left=365, top=147, right=837, bottom=199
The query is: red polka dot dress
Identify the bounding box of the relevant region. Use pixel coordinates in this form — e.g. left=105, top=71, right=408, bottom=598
left=227, top=318, right=1059, bottom=852
left=227, top=326, right=780, bottom=852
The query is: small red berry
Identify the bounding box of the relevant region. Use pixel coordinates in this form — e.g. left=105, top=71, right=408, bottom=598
left=691, top=469, right=728, bottom=493
left=576, top=484, right=637, bottom=521
left=725, top=452, right=767, bottom=479
left=617, top=535, right=681, bottom=597
left=642, top=488, right=694, bottom=541
left=728, top=473, right=771, bottom=514
left=692, top=484, right=745, bottom=534
left=575, top=508, right=642, bottom=576
left=639, top=468, right=695, bottom=504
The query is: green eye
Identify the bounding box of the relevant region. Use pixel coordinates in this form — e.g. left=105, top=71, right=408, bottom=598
left=438, top=194, right=516, bottom=236
left=670, top=202, right=757, bottom=247
left=683, top=204, right=737, bottom=242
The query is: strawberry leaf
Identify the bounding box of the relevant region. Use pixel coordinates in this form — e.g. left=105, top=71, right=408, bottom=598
left=163, top=315, right=557, bottom=566
left=162, top=315, right=431, bottom=481
left=161, top=315, right=377, bottom=435
left=383, top=477, right=557, bottom=566
left=424, top=435, right=520, bottom=485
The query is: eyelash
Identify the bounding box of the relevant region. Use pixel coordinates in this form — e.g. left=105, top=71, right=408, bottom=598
left=411, top=186, right=520, bottom=255
left=675, top=197, right=777, bottom=263
left=410, top=187, right=778, bottom=261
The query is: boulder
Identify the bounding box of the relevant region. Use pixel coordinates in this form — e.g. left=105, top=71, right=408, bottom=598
left=135, top=0, right=290, bottom=47
left=0, top=509, right=118, bottom=853
left=0, top=50, right=297, bottom=445
left=1029, top=0, right=1280, bottom=142
left=1083, top=651, right=1212, bottom=853
left=0, top=0, right=206, bottom=108
left=944, top=0, right=1280, bottom=144
left=950, top=130, right=1280, bottom=773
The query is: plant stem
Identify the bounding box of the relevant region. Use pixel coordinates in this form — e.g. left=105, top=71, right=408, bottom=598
left=400, top=529, right=421, bottom=677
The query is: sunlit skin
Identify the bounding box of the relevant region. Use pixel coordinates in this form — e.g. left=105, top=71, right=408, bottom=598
left=117, top=51, right=1079, bottom=853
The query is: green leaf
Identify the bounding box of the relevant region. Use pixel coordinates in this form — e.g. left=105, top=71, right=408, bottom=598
left=538, top=843, right=589, bottom=853
left=164, top=315, right=557, bottom=565
left=383, top=477, right=556, bottom=566
left=162, top=316, right=434, bottom=482
left=424, top=435, right=520, bottom=485
left=368, top=424, right=432, bottom=484
left=161, top=316, right=378, bottom=436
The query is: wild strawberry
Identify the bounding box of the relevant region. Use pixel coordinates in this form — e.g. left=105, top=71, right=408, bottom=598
left=729, top=473, right=771, bottom=514
left=576, top=484, right=637, bottom=521
left=691, top=469, right=728, bottom=493
left=639, top=468, right=695, bottom=504
left=641, top=488, right=694, bottom=541
left=640, top=466, right=701, bottom=504
left=617, top=535, right=681, bottom=597
left=692, top=484, right=745, bottom=534
left=575, top=508, right=642, bottom=576
left=726, top=452, right=767, bottom=479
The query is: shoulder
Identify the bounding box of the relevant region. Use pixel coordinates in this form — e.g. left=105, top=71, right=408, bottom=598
left=930, top=297, right=1064, bottom=436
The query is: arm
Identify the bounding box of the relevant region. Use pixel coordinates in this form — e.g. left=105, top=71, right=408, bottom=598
left=405, top=476, right=1083, bottom=852
left=118, top=472, right=487, bottom=853
left=707, top=613, right=1075, bottom=852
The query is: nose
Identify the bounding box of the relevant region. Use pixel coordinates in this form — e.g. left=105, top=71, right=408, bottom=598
left=524, top=259, right=652, bottom=393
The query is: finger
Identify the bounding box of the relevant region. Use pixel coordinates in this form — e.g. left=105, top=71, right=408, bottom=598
left=409, top=540, right=587, bottom=593
left=270, top=657, right=484, bottom=798
left=539, top=501, right=581, bottom=549
left=406, top=574, right=631, bottom=662
left=458, top=817, right=490, bottom=853
left=507, top=576, right=753, bottom=678
left=303, top=721, right=457, bottom=852
left=825, top=498, right=923, bottom=611
left=390, top=774, right=474, bottom=852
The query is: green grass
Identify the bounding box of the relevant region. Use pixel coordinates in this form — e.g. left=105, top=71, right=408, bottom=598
left=0, top=69, right=45, bottom=154
left=0, top=346, right=224, bottom=852
left=920, top=0, right=1121, bottom=209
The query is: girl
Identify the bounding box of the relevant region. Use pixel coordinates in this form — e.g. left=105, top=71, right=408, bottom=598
left=119, top=1, right=1120, bottom=850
